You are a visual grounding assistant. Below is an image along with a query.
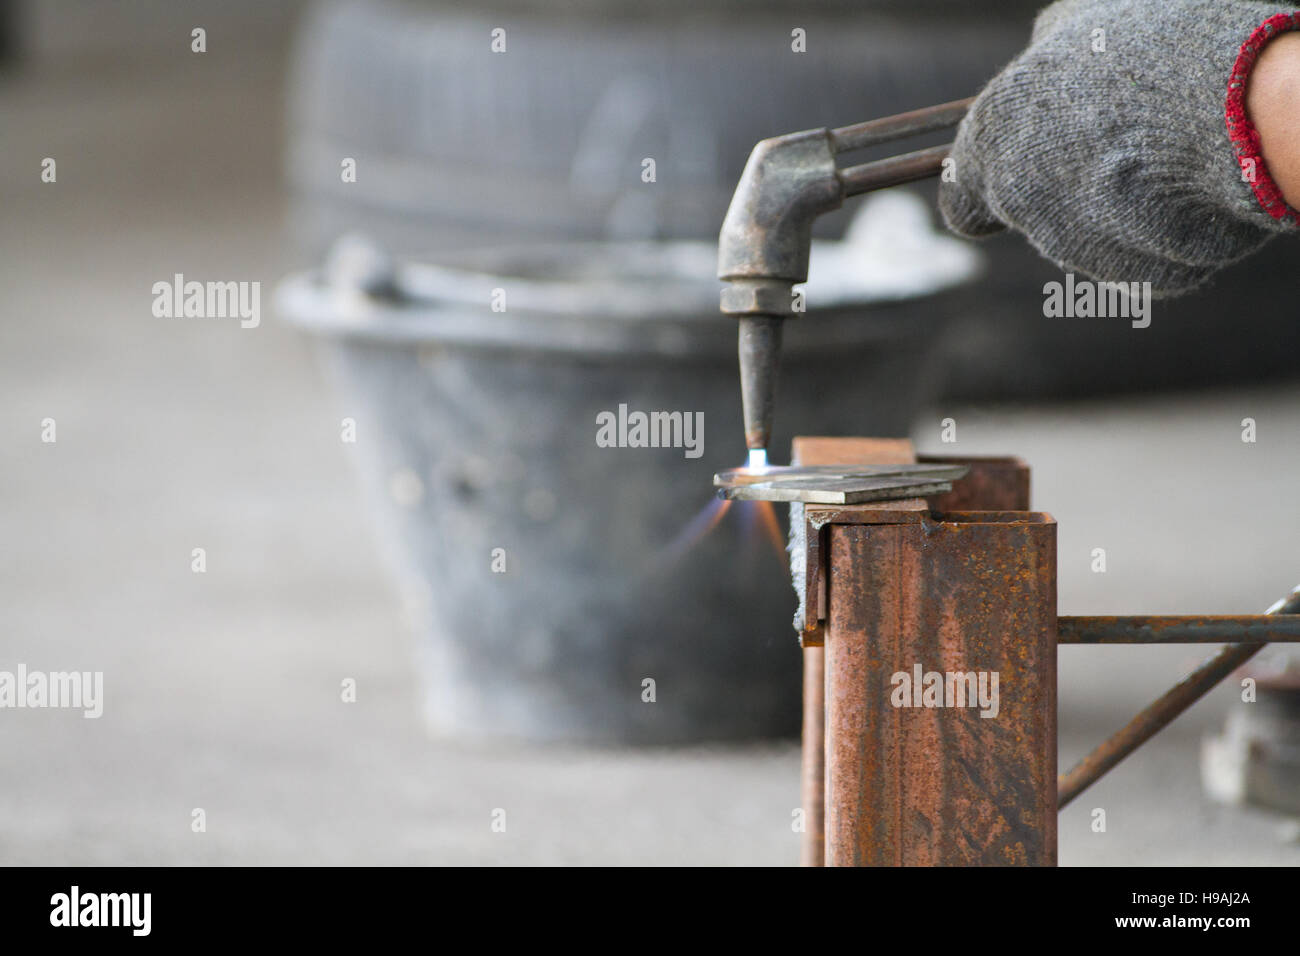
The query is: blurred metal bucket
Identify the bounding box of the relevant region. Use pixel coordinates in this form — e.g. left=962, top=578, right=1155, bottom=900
left=277, top=207, right=979, bottom=743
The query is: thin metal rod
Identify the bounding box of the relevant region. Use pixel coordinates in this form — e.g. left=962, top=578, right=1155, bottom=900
left=1058, top=614, right=1300, bottom=644
left=829, top=97, right=974, bottom=154
left=1057, top=585, right=1300, bottom=809
left=801, top=646, right=825, bottom=867
left=839, top=145, right=953, bottom=197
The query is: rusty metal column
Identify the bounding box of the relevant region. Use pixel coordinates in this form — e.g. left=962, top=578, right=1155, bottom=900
left=791, top=437, right=919, bottom=867
left=824, top=510, right=1058, bottom=866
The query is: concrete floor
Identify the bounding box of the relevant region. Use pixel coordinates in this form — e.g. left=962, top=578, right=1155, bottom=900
left=2, top=46, right=1298, bottom=866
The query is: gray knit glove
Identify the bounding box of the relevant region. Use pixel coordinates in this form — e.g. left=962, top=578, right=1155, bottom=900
left=940, top=0, right=1300, bottom=295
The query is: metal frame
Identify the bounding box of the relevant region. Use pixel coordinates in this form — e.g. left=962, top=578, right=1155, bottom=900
left=794, top=437, right=1300, bottom=865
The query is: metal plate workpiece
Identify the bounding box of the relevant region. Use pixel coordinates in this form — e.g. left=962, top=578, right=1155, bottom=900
left=714, top=463, right=968, bottom=504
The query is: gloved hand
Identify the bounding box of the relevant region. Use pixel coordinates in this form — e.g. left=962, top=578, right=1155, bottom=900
left=939, top=0, right=1300, bottom=295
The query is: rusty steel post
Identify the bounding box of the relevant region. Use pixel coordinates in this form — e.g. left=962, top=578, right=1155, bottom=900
left=790, top=440, right=1035, bottom=867
left=782, top=437, right=1296, bottom=862
left=824, top=510, right=1057, bottom=866
left=791, top=437, right=919, bottom=868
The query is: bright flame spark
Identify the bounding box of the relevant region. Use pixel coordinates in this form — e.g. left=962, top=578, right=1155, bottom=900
left=689, top=497, right=732, bottom=544
left=650, top=497, right=733, bottom=572
left=746, top=447, right=768, bottom=471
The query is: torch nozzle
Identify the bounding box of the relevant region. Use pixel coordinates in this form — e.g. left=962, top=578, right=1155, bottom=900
left=738, top=315, right=783, bottom=454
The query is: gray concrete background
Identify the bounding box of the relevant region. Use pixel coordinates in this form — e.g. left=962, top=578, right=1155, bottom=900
left=2, top=16, right=1298, bottom=866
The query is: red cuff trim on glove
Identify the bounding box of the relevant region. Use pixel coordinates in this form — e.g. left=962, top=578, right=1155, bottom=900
left=1226, top=11, right=1300, bottom=224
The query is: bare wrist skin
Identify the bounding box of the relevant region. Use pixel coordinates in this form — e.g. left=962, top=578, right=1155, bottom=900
left=1246, top=31, right=1300, bottom=209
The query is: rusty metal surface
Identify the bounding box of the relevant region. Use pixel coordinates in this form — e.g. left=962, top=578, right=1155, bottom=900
left=1059, top=615, right=1300, bottom=644
left=801, top=502, right=926, bottom=647
left=920, top=455, right=1031, bottom=512
left=791, top=437, right=917, bottom=868
left=789, top=439, right=1047, bottom=866
left=787, top=433, right=1300, bottom=855
left=1058, top=584, right=1300, bottom=809
left=825, top=511, right=1058, bottom=866
left=797, top=452, right=1032, bottom=647
left=790, top=436, right=916, bottom=466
